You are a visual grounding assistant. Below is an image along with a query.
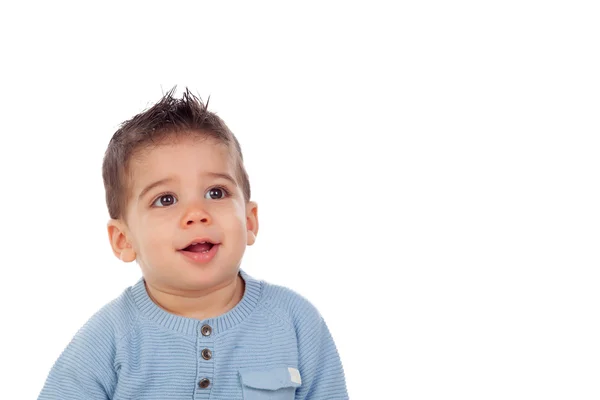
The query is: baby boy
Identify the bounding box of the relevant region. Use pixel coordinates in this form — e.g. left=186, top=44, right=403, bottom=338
left=38, top=89, right=348, bottom=400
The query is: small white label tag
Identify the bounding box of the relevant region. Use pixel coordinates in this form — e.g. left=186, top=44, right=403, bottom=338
left=288, top=367, right=302, bottom=384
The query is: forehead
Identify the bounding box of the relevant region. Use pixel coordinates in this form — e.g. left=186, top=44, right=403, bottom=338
left=128, top=135, right=236, bottom=188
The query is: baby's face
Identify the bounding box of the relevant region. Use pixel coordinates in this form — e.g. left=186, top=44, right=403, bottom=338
left=119, top=134, right=257, bottom=293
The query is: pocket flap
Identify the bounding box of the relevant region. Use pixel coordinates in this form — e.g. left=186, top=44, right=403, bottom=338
left=239, top=366, right=302, bottom=390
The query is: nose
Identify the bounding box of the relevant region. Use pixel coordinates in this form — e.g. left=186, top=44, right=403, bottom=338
left=180, top=202, right=212, bottom=227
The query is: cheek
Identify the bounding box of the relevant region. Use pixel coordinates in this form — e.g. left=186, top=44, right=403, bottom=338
left=136, top=215, right=172, bottom=249
left=221, top=204, right=247, bottom=228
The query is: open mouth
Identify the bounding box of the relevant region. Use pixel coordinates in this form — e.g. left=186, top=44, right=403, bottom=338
left=182, top=241, right=216, bottom=253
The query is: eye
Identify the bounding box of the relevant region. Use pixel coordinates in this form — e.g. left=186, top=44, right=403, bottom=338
left=152, top=194, right=177, bottom=207
left=205, top=186, right=229, bottom=200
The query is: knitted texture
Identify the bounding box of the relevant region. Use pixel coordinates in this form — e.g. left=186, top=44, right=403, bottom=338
left=38, top=269, right=348, bottom=399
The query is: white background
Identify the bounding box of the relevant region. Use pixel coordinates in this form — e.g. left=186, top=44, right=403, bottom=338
left=1, top=1, right=599, bottom=399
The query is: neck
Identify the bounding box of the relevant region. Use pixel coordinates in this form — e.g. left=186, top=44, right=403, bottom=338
left=144, top=273, right=245, bottom=320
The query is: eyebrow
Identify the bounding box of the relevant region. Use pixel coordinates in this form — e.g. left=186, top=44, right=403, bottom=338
left=204, top=172, right=237, bottom=185
left=138, top=177, right=176, bottom=201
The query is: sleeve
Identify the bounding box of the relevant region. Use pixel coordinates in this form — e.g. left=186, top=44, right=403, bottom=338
left=294, top=302, right=349, bottom=400
left=37, top=315, right=118, bottom=400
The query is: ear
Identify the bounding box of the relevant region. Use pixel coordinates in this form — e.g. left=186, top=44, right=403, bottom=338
left=107, top=219, right=136, bottom=262
left=245, top=201, right=259, bottom=246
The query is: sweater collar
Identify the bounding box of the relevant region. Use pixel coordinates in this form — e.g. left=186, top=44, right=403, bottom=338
left=129, top=268, right=262, bottom=336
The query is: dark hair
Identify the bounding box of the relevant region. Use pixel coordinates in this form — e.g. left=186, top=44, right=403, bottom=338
left=102, top=87, right=250, bottom=220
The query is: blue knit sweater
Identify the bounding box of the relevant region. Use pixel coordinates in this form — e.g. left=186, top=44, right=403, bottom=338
left=38, top=269, right=348, bottom=399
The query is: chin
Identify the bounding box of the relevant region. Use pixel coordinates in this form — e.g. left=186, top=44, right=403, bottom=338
left=177, top=265, right=237, bottom=286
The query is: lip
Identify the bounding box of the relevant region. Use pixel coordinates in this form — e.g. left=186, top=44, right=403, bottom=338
left=179, top=237, right=221, bottom=251
left=178, top=243, right=220, bottom=264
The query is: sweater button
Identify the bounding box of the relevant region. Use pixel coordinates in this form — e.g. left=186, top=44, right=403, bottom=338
left=201, top=348, right=212, bottom=360
left=201, top=324, right=212, bottom=336
left=198, top=378, right=210, bottom=389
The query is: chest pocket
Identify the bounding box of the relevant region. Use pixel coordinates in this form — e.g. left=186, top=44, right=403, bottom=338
left=239, top=366, right=302, bottom=400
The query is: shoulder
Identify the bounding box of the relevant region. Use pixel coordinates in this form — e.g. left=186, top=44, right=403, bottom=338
left=72, top=282, right=140, bottom=349
left=257, top=283, right=348, bottom=399
left=37, top=286, right=140, bottom=398
left=258, top=279, right=325, bottom=332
